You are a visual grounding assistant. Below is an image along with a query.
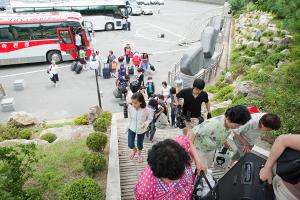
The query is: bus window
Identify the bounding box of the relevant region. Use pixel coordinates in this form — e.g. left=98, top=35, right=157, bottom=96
left=0, top=25, right=13, bottom=42
left=35, top=7, right=53, bottom=12
left=11, top=24, right=44, bottom=41
left=14, top=7, right=34, bottom=12
left=41, top=23, right=61, bottom=39
left=72, top=6, right=89, bottom=11
left=59, top=30, right=72, bottom=44
left=54, top=6, right=71, bottom=11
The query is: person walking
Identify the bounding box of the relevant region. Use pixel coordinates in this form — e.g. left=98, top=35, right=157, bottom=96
left=47, top=60, right=59, bottom=87
left=107, top=50, right=116, bottom=76
left=75, top=31, right=82, bottom=56
left=124, top=44, right=132, bottom=65
left=127, top=17, right=131, bottom=31
left=89, top=53, right=99, bottom=72
left=160, top=81, right=171, bottom=101
left=169, top=87, right=177, bottom=128
left=95, top=51, right=102, bottom=76
left=128, top=92, right=153, bottom=163
left=136, top=67, right=144, bottom=89
left=145, top=76, right=155, bottom=98
left=122, top=17, right=127, bottom=30
left=79, top=47, right=87, bottom=70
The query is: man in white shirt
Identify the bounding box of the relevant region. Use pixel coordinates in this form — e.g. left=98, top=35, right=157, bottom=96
left=75, top=31, right=82, bottom=56
left=230, top=113, right=281, bottom=162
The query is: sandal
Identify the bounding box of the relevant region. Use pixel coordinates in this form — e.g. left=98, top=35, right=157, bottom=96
left=129, top=149, right=137, bottom=160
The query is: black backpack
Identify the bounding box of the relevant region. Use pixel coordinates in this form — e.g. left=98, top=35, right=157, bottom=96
left=277, top=148, right=300, bottom=184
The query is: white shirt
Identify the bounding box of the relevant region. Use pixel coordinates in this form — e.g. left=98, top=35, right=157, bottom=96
left=89, top=59, right=99, bottom=70
left=48, top=64, right=58, bottom=75
left=128, top=105, right=153, bottom=134
left=161, top=86, right=171, bottom=97
left=75, top=34, right=82, bottom=46
left=233, top=113, right=266, bottom=146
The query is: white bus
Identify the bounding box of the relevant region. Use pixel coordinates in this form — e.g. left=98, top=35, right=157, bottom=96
left=10, top=0, right=132, bottom=31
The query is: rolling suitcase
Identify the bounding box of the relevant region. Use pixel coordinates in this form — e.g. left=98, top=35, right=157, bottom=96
left=215, top=152, right=275, bottom=200
left=75, top=63, right=82, bottom=74
left=102, top=63, right=110, bottom=79
left=71, top=61, right=77, bottom=71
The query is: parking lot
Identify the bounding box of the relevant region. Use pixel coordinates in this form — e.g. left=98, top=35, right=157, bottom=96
left=0, top=0, right=222, bottom=122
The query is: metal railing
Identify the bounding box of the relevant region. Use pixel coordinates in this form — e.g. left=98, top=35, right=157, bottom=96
left=168, top=11, right=229, bottom=87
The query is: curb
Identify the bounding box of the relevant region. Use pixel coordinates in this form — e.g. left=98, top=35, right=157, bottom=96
left=106, top=113, right=122, bottom=200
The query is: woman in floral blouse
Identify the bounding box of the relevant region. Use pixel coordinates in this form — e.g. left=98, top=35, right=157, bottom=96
left=134, top=135, right=206, bottom=199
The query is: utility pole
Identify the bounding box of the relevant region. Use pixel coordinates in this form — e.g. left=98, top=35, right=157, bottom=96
left=94, top=69, right=102, bottom=108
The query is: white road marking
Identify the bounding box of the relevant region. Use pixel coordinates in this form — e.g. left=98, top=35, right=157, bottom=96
left=0, top=64, right=70, bottom=78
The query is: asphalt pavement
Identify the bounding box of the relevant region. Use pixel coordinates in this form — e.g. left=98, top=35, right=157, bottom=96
left=0, top=0, right=221, bottom=122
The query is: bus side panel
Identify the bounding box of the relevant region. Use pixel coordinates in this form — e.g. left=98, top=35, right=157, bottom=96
left=0, top=41, right=59, bottom=66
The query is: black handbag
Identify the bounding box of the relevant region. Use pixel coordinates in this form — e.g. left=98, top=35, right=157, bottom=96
left=276, top=148, right=300, bottom=184
left=191, top=171, right=217, bottom=200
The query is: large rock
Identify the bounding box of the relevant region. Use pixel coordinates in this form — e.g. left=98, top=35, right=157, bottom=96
left=273, top=37, right=281, bottom=45
left=88, top=105, right=102, bottom=124
left=232, top=81, right=263, bottom=98
left=224, top=72, right=234, bottom=84
left=8, top=111, right=39, bottom=127
left=280, top=49, right=290, bottom=55
left=246, top=41, right=260, bottom=48
left=260, top=37, right=269, bottom=45
left=258, top=15, right=270, bottom=26
left=211, top=100, right=232, bottom=110
left=281, top=35, right=293, bottom=46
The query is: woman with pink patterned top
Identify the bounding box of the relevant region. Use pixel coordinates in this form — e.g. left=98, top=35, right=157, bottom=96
left=134, top=135, right=207, bottom=200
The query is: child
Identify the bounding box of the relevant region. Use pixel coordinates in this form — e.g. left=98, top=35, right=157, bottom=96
left=169, top=87, right=177, bottom=128
left=111, top=59, right=118, bottom=78
left=133, top=52, right=142, bottom=68
left=145, top=77, right=155, bottom=99
left=128, top=92, right=153, bottom=163
left=136, top=67, right=144, bottom=89
left=154, top=95, right=169, bottom=129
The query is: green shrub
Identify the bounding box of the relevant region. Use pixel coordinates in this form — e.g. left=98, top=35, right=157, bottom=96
left=0, top=123, right=20, bottom=140
left=93, top=117, right=110, bottom=132
left=243, top=70, right=270, bottom=84
left=229, top=0, right=245, bottom=13
left=59, top=177, right=104, bottom=200
left=99, top=111, right=112, bottom=122
left=83, top=153, right=107, bottom=176
left=265, top=52, right=284, bottom=66
left=212, top=108, right=227, bottom=117
left=206, top=85, right=218, bottom=93
left=41, top=133, right=57, bottom=143
left=86, top=132, right=108, bottom=152
left=214, top=85, right=235, bottom=102
left=74, top=114, right=89, bottom=125
left=0, top=144, right=39, bottom=199
left=18, top=129, right=32, bottom=139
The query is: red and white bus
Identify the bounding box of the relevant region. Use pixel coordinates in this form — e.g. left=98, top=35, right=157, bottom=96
left=0, top=12, right=93, bottom=66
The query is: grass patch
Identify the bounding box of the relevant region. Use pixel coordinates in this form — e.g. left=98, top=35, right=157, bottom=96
left=43, top=121, right=75, bottom=129
left=29, top=138, right=107, bottom=200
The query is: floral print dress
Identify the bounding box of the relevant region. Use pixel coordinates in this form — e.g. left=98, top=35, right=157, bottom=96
left=134, top=135, right=195, bottom=200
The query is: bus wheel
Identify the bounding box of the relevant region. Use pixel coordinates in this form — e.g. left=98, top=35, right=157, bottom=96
left=105, top=23, right=114, bottom=31
left=47, top=51, right=62, bottom=63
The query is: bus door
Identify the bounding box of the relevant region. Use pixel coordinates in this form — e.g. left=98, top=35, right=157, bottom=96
left=56, top=27, right=77, bottom=59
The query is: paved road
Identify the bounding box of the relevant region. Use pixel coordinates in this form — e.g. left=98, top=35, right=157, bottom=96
left=0, top=0, right=221, bottom=122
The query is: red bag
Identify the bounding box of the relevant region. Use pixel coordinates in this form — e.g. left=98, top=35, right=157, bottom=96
left=247, top=106, right=261, bottom=113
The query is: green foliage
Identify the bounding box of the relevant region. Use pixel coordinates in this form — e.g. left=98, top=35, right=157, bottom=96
left=0, top=144, right=40, bottom=199
left=41, top=133, right=57, bottom=143
left=206, top=85, right=218, bottom=93
left=43, top=121, right=74, bottom=129
left=265, top=52, right=284, bottom=66
left=33, top=139, right=90, bottom=199
left=74, top=114, right=89, bottom=125
left=18, top=128, right=32, bottom=139
left=86, top=132, right=108, bottom=153
left=214, top=85, right=235, bottom=102
left=232, top=97, right=265, bottom=110
left=212, top=108, right=227, bottom=117
left=243, top=70, right=270, bottom=84
left=83, top=153, right=107, bottom=176
left=93, top=117, right=110, bottom=132
left=0, top=123, right=20, bottom=141
left=229, top=0, right=245, bottom=13
left=59, top=177, right=104, bottom=200
left=99, top=111, right=112, bottom=122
